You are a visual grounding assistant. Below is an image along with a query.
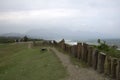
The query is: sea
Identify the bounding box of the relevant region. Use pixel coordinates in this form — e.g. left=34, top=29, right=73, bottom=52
left=56, top=39, right=120, bottom=50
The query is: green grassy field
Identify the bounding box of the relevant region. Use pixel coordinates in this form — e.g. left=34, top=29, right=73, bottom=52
left=0, top=43, right=67, bottom=80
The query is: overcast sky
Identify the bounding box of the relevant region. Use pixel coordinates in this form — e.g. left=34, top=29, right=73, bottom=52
left=0, top=0, right=120, bottom=38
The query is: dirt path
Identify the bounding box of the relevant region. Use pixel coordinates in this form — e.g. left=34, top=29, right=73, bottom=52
left=51, top=48, right=109, bottom=80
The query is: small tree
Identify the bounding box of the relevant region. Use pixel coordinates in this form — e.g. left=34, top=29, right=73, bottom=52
left=23, top=36, right=28, bottom=42
left=97, top=39, right=101, bottom=44
left=97, top=39, right=109, bottom=51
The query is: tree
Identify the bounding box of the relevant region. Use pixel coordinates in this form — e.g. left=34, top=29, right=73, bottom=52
left=23, top=36, right=28, bottom=42
left=97, top=39, right=101, bottom=44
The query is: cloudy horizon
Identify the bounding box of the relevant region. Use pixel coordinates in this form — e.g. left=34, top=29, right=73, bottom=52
left=0, top=0, right=120, bottom=39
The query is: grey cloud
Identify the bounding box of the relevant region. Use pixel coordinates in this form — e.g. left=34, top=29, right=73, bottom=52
left=0, top=0, right=120, bottom=39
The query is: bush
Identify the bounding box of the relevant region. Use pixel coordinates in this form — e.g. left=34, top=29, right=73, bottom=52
left=96, top=39, right=120, bottom=58
left=97, top=43, right=109, bottom=51
left=0, top=37, right=15, bottom=43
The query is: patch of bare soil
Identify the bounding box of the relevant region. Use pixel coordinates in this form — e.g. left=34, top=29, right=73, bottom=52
left=51, top=48, right=109, bottom=80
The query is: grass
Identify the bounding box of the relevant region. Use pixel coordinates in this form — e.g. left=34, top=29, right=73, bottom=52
left=0, top=43, right=67, bottom=80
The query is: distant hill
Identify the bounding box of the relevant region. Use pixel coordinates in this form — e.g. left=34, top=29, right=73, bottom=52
left=0, top=33, right=25, bottom=38
left=26, top=28, right=104, bottom=40
left=1, top=28, right=117, bottom=41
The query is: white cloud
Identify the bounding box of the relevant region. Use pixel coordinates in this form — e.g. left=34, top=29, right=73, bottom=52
left=0, top=9, right=76, bottom=21
left=0, top=8, right=100, bottom=23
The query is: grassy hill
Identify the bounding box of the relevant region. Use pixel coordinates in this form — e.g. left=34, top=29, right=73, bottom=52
left=0, top=43, right=67, bottom=80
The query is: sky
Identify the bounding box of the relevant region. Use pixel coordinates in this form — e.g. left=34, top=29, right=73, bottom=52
left=0, top=0, right=120, bottom=39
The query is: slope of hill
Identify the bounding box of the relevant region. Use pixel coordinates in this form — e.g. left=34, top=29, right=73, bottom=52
left=0, top=33, right=25, bottom=37
left=26, top=28, right=104, bottom=40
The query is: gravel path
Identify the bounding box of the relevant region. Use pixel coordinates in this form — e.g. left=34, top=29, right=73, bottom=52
left=51, top=48, right=109, bottom=80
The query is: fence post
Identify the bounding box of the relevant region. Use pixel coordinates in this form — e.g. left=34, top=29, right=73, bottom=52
left=104, top=56, right=111, bottom=75
left=116, top=60, right=120, bottom=80
left=111, top=58, right=117, bottom=79
left=82, top=43, right=88, bottom=62
left=77, top=43, right=82, bottom=59
left=87, top=46, right=93, bottom=67
left=71, top=45, right=77, bottom=57
left=92, top=49, right=99, bottom=70
left=68, top=45, right=71, bottom=54
left=53, top=40, right=58, bottom=47
left=74, top=45, right=77, bottom=57
left=63, top=43, right=66, bottom=51
left=97, top=52, right=106, bottom=73
left=65, top=44, right=68, bottom=53
left=71, top=45, right=74, bottom=56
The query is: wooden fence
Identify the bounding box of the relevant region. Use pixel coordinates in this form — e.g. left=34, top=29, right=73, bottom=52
left=51, top=39, right=120, bottom=80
